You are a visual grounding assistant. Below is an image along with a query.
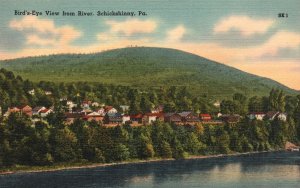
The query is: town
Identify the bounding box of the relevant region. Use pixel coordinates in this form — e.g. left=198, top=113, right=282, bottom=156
left=2, top=92, right=288, bottom=127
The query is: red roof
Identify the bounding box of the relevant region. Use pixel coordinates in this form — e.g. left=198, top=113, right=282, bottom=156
left=40, top=109, right=50, bottom=113
left=200, top=114, right=211, bottom=117
left=18, top=105, right=31, bottom=109
left=130, top=114, right=143, bottom=119
left=145, top=113, right=164, bottom=117
left=104, top=106, right=114, bottom=111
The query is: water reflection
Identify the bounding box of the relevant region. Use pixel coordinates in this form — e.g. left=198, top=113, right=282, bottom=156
left=0, top=152, right=300, bottom=188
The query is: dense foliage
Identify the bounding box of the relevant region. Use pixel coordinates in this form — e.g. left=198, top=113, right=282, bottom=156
left=1, top=114, right=299, bottom=167
left=0, top=68, right=300, bottom=169
left=0, top=47, right=297, bottom=99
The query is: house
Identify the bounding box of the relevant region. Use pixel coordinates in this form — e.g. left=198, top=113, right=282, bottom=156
left=65, top=112, right=85, bottom=124
left=120, top=105, right=130, bottom=113
left=104, top=106, right=118, bottom=114
left=28, top=89, right=35, bottom=95
left=266, top=111, right=287, bottom=122
left=40, top=108, right=53, bottom=117
left=81, top=108, right=93, bottom=115
left=91, top=102, right=100, bottom=107
left=122, top=115, right=131, bottom=124
left=8, top=107, right=20, bottom=113
left=178, top=111, right=200, bottom=123
left=95, top=108, right=106, bottom=116
left=277, top=113, right=287, bottom=122
left=248, top=112, right=266, bottom=120
left=104, top=113, right=122, bottom=124
left=200, top=114, right=212, bottom=121
left=142, top=113, right=157, bottom=124
left=32, top=106, right=46, bottom=116
left=221, top=114, right=241, bottom=123
left=67, top=101, right=77, bottom=109
left=164, top=113, right=182, bottom=123
left=266, top=111, right=279, bottom=120
left=213, top=101, right=221, bottom=107
left=81, top=100, right=92, bottom=108
left=143, top=113, right=164, bottom=124
left=3, top=107, right=20, bottom=117
left=45, top=91, right=52, bottom=95
left=84, top=112, right=104, bottom=122
left=60, top=97, right=68, bottom=101
left=217, top=112, right=223, bottom=118
left=19, top=105, right=33, bottom=116
left=130, top=114, right=144, bottom=123
left=151, top=105, right=164, bottom=113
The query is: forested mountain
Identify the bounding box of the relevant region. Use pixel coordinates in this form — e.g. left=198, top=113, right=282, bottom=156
left=0, top=47, right=297, bottom=99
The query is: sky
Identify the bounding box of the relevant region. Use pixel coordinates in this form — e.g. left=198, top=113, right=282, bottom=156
left=0, top=0, right=300, bottom=90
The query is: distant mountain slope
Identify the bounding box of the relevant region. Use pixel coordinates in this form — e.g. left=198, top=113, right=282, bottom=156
left=0, top=47, right=297, bottom=98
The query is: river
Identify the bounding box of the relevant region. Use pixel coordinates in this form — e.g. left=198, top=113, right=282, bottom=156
left=0, top=151, right=300, bottom=188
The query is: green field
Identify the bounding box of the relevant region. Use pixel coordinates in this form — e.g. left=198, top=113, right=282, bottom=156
left=0, top=47, right=297, bottom=98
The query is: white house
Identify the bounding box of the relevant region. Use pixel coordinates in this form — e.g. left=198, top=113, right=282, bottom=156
left=122, top=115, right=131, bottom=124
left=40, top=109, right=53, bottom=117
left=248, top=112, right=266, bottom=120
left=105, top=106, right=118, bottom=114
left=91, top=102, right=100, bottom=107
left=96, top=108, right=106, bottom=116
left=32, top=106, right=46, bottom=116
left=67, top=101, right=77, bottom=109
left=28, top=89, right=35, bottom=95
left=120, top=105, right=130, bottom=113
left=45, top=91, right=52, bottom=95
left=277, top=113, right=287, bottom=122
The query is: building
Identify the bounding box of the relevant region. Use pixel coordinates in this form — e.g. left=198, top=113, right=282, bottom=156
left=178, top=111, right=200, bottom=124
left=266, top=111, right=279, bottom=120
left=143, top=113, right=164, bottom=124
left=65, top=112, right=85, bottom=124
left=130, top=114, right=144, bottom=123
left=40, top=108, right=53, bottom=117
left=45, top=91, right=52, bottom=95
left=19, top=105, right=33, bottom=117
left=32, top=106, right=46, bottom=116
left=221, top=114, right=241, bottom=123
left=95, top=108, right=106, bottom=116
left=164, top=113, right=182, bottom=123
left=84, top=112, right=104, bottom=122
left=200, top=114, right=212, bottom=121
left=120, top=105, right=130, bottom=113
left=104, top=113, right=122, bottom=124
left=104, top=106, right=118, bottom=114
left=122, top=115, right=131, bottom=124
left=277, top=113, right=287, bottom=122
left=248, top=112, right=266, bottom=120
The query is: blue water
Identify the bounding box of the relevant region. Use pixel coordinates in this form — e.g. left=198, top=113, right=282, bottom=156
left=1, top=152, right=300, bottom=188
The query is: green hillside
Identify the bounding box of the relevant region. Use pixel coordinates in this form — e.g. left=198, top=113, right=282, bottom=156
left=0, top=47, right=297, bottom=98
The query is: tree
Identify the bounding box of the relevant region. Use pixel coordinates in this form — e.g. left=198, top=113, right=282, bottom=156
left=220, top=100, right=239, bottom=114
left=49, top=127, right=79, bottom=162
left=112, top=144, right=130, bottom=161
left=160, top=141, right=172, bottom=158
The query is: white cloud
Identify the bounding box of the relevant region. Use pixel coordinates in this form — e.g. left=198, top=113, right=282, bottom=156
left=9, top=16, right=81, bottom=47
left=3, top=16, right=300, bottom=90
left=166, top=25, right=186, bottom=42
left=214, top=15, right=274, bottom=36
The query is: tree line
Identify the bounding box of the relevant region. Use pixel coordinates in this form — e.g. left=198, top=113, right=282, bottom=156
left=0, top=111, right=299, bottom=167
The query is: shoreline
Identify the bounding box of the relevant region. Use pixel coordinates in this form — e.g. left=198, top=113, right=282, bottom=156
left=0, top=150, right=279, bottom=176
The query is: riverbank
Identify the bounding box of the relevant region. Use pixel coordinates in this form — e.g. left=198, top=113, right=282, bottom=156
left=0, top=150, right=279, bottom=176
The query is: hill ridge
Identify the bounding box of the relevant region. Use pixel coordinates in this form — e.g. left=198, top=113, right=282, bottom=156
left=0, top=47, right=297, bottom=98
